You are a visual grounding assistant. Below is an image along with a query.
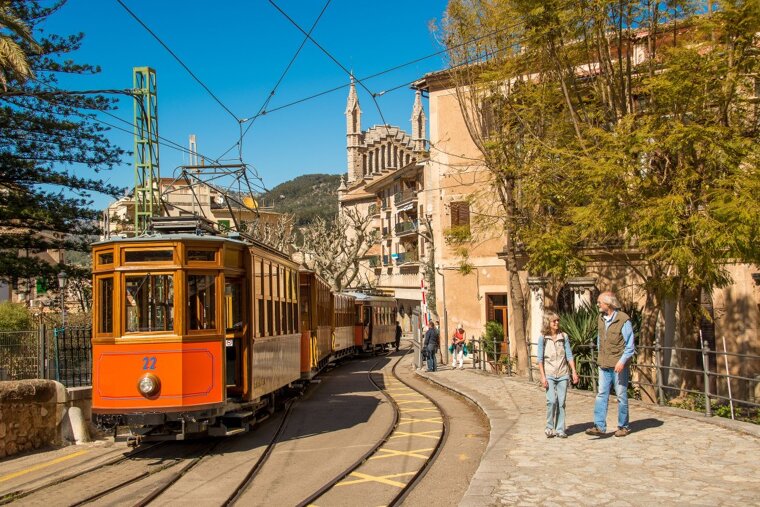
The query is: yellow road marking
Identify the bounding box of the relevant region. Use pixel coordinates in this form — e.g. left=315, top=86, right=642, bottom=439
left=369, top=447, right=434, bottom=460
left=0, top=449, right=90, bottom=483
left=399, top=407, right=438, bottom=414
left=390, top=430, right=442, bottom=440
left=398, top=417, right=442, bottom=425
left=337, top=471, right=416, bottom=488
left=394, top=400, right=433, bottom=406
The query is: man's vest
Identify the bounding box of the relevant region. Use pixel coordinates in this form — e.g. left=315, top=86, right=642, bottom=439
left=597, top=311, right=631, bottom=368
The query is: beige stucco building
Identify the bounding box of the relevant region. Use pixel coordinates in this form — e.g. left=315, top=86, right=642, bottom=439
left=414, top=69, right=760, bottom=396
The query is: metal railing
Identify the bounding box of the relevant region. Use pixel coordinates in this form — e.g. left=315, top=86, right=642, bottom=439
left=395, top=251, right=419, bottom=264
left=395, top=221, right=418, bottom=235
left=528, top=338, right=760, bottom=420
left=393, top=189, right=417, bottom=206
left=0, top=325, right=92, bottom=388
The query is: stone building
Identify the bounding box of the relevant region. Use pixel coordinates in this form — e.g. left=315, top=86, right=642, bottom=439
left=337, top=78, right=429, bottom=332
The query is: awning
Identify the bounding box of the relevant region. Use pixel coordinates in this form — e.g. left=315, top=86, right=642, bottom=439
left=396, top=202, right=415, bottom=213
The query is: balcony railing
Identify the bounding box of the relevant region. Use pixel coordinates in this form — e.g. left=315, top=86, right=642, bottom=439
left=395, top=251, right=419, bottom=264
left=394, top=221, right=418, bottom=236
left=393, top=189, right=418, bottom=206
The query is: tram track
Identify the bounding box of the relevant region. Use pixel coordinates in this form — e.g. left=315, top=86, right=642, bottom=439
left=296, top=349, right=449, bottom=506
left=0, top=442, right=167, bottom=505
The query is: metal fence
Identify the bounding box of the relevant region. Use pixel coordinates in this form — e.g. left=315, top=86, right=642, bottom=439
left=0, top=325, right=92, bottom=388
left=528, top=338, right=760, bottom=420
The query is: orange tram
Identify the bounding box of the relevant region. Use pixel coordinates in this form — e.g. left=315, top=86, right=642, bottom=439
left=91, top=219, right=398, bottom=442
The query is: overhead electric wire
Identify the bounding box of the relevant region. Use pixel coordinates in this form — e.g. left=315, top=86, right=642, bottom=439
left=22, top=76, right=222, bottom=163
left=217, top=0, right=333, bottom=162
left=115, top=0, right=241, bottom=123
left=233, top=16, right=526, bottom=126
left=267, top=0, right=390, bottom=127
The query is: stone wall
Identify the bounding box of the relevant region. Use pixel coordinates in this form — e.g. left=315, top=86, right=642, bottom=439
left=0, top=380, right=58, bottom=459
left=0, top=380, right=90, bottom=459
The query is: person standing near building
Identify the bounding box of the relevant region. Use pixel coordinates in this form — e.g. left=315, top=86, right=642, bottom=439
left=451, top=323, right=466, bottom=369
left=435, top=321, right=442, bottom=363
left=586, top=291, right=636, bottom=437
left=424, top=321, right=439, bottom=372
left=537, top=311, right=579, bottom=438
left=395, top=322, right=402, bottom=351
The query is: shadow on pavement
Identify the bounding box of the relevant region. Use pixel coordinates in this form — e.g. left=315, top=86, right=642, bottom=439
left=630, top=417, right=664, bottom=432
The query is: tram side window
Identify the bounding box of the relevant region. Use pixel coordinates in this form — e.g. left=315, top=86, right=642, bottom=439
left=225, top=278, right=243, bottom=332
left=188, top=274, right=216, bottom=331
left=98, top=277, right=113, bottom=333
left=125, top=274, right=174, bottom=333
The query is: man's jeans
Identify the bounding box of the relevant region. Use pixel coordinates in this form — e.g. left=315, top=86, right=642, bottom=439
left=426, top=349, right=437, bottom=371
left=546, top=376, right=569, bottom=432
left=593, top=366, right=630, bottom=431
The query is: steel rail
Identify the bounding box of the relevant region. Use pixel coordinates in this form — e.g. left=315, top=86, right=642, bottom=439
left=295, top=355, right=401, bottom=507
left=0, top=442, right=167, bottom=506
left=221, top=399, right=297, bottom=506
left=68, top=441, right=217, bottom=507
left=386, top=348, right=449, bottom=507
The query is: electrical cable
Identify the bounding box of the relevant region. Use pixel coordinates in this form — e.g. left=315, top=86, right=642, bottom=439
left=267, top=0, right=390, bottom=128
left=115, top=0, right=241, bottom=123
left=234, top=18, right=525, bottom=125
left=227, top=0, right=333, bottom=162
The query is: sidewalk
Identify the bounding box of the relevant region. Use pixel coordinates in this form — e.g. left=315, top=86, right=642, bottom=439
left=416, top=365, right=760, bottom=506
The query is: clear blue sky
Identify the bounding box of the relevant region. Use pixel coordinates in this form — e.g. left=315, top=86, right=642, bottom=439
left=41, top=0, right=449, bottom=209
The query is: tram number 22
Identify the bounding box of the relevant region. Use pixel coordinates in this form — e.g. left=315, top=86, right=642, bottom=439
left=142, top=356, right=157, bottom=370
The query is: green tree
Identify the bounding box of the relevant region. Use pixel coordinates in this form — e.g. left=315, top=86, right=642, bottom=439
left=0, top=0, right=38, bottom=90
left=0, top=1, right=124, bottom=292
left=441, top=1, right=760, bottom=388
left=0, top=300, right=31, bottom=331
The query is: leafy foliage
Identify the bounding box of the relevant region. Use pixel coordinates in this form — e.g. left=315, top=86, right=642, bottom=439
left=559, top=305, right=598, bottom=390
left=0, top=301, right=32, bottom=331
left=0, top=1, right=125, bottom=288
left=482, top=320, right=504, bottom=358
left=441, top=0, right=760, bottom=359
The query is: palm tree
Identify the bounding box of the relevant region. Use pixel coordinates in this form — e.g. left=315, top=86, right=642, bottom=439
left=0, top=1, right=39, bottom=90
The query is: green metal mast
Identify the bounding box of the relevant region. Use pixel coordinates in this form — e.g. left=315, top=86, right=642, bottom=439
left=133, top=67, right=161, bottom=235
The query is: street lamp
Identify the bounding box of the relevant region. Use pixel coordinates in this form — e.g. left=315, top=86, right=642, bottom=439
left=57, top=270, right=68, bottom=331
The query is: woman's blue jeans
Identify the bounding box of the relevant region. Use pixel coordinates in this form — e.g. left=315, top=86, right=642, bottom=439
left=593, top=366, right=630, bottom=431
left=546, top=376, right=569, bottom=432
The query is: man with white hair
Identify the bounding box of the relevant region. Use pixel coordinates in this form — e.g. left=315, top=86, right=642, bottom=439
left=585, top=291, right=636, bottom=437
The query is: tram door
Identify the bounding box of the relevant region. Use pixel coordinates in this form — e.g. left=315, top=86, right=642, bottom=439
left=225, top=278, right=244, bottom=396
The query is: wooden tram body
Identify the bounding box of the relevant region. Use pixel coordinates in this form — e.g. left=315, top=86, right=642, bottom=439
left=91, top=230, right=302, bottom=440
left=346, top=292, right=397, bottom=351
left=299, top=270, right=334, bottom=378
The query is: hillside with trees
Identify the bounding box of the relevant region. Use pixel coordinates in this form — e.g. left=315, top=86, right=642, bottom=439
left=260, top=173, right=341, bottom=226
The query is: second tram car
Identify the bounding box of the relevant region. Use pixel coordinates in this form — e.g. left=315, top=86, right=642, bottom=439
left=346, top=292, right=397, bottom=351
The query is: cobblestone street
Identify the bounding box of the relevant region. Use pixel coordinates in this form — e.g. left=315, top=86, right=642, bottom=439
left=418, top=366, right=760, bottom=506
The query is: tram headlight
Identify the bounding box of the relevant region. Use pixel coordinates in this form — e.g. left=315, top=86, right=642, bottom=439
left=137, top=374, right=161, bottom=397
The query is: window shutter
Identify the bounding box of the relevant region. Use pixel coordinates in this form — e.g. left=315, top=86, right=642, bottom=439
left=451, top=201, right=470, bottom=229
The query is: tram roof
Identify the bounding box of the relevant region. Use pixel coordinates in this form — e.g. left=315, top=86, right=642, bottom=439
left=342, top=291, right=396, bottom=302
left=91, top=233, right=292, bottom=262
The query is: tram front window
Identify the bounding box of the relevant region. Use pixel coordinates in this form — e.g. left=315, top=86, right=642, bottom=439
left=189, top=274, right=216, bottom=330
left=125, top=274, right=174, bottom=333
